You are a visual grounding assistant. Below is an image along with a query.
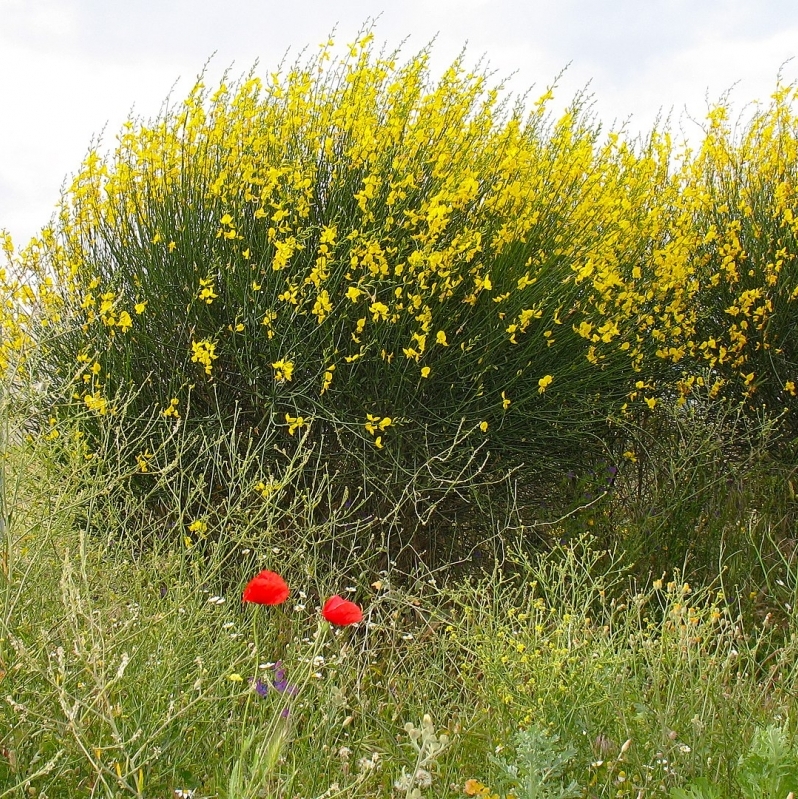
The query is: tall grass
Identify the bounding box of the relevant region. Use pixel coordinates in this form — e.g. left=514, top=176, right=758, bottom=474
left=1, top=380, right=797, bottom=797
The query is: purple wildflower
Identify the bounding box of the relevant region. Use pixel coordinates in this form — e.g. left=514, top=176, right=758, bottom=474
left=272, top=662, right=299, bottom=696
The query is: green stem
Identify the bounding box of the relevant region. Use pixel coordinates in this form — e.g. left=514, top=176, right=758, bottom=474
left=241, top=608, right=259, bottom=732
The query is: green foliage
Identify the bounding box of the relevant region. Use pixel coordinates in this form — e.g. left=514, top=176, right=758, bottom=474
left=490, top=726, right=580, bottom=799
left=2, top=392, right=798, bottom=797
left=672, top=724, right=798, bottom=799
left=32, top=35, right=640, bottom=511
left=6, top=31, right=798, bottom=556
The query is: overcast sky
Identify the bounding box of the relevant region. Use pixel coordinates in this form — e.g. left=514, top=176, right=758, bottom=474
left=2, top=0, right=797, bottom=247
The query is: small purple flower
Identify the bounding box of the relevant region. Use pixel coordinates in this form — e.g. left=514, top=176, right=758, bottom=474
left=272, top=663, right=299, bottom=696
left=608, top=465, right=618, bottom=477
left=251, top=662, right=297, bottom=721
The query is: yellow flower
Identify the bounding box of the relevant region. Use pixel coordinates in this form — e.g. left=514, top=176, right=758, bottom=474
left=228, top=673, right=244, bottom=682
left=162, top=398, right=180, bottom=418
left=191, top=339, right=218, bottom=377
left=272, top=358, right=294, bottom=382
left=420, top=366, right=431, bottom=378
left=644, top=396, right=657, bottom=410
left=501, top=391, right=511, bottom=410
left=346, top=286, right=362, bottom=302
left=256, top=479, right=283, bottom=498
left=321, top=364, right=335, bottom=395
left=436, top=330, right=448, bottom=346
left=479, top=421, right=488, bottom=432
left=538, top=374, right=553, bottom=393
left=117, top=311, right=132, bottom=333
left=312, top=290, right=332, bottom=323
left=83, top=391, right=108, bottom=415
left=197, top=277, right=218, bottom=304
left=188, top=520, right=208, bottom=534
left=284, top=413, right=307, bottom=435
left=136, top=450, right=153, bottom=473
left=365, top=415, right=392, bottom=435
left=369, top=301, right=389, bottom=322
left=134, top=301, right=147, bottom=314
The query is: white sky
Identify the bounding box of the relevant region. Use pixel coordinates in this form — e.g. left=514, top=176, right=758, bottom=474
left=2, top=0, right=797, bottom=247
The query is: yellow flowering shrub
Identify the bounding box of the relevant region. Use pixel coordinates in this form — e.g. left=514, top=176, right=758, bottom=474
left=8, top=29, right=798, bottom=524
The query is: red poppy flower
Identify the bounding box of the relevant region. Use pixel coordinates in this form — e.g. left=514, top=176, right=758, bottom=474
left=242, top=570, right=290, bottom=605
left=322, top=595, right=363, bottom=626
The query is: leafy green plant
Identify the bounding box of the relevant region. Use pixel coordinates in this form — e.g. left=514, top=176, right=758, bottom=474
left=672, top=724, right=798, bottom=799
left=490, top=726, right=580, bottom=799
left=493, top=725, right=581, bottom=799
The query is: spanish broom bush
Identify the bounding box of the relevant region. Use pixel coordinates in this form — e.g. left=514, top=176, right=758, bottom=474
left=3, top=30, right=798, bottom=554
left=13, top=34, right=685, bottom=538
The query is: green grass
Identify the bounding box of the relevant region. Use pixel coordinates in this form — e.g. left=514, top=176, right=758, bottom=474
left=2, top=382, right=798, bottom=799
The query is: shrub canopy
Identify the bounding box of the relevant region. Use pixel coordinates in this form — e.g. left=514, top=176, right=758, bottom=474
left=3, top=33, right=798, bottom=520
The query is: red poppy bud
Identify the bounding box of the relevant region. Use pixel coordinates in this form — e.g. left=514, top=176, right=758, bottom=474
left=322, top=595, right=363, bottom=626
left=242, top=570, right=289, bottom=605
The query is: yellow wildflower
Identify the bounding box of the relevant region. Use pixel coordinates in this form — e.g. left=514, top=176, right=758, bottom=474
left=198, top=277, right=218, bottom=304
left=346, top=286, right=362, bottom=302
left=321, top=364, right=335, bottom=395
left=191, top=339, right=218, bottom=377
left=284, top=413, right=307, bottom=435
left=370, top=301, right=389, bottom=322
left=83, top=391, right=108, bottom=415
left=272, top=358, right=294, bottom=382
left=312, top=290, right=332, bottom=323
left=162, top=398, right=180, bottom=418
left=136, top=450, right=153, bottom=473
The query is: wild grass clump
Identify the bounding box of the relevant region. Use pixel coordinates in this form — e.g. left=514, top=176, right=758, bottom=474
left=2, top=405, right=797, bottom=797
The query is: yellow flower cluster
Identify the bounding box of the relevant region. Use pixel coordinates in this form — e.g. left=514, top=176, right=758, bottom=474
left=190, top=339, right=218, bottom=376
left=365, top=414, right=392, bottom=448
